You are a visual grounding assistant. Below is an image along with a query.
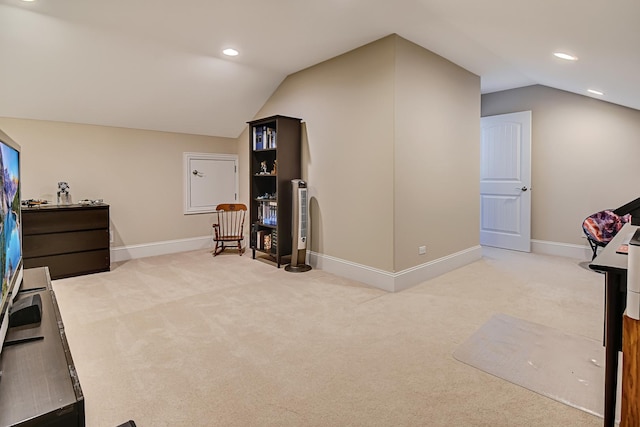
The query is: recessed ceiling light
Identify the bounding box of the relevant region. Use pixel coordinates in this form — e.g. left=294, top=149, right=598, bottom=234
left=553, top=52, right=578, bottom=61
left=20, top=0, right=36, bottom=2
left=222, top=48, right=239, bottom=57
left=588, top=89, right=604, bottom=96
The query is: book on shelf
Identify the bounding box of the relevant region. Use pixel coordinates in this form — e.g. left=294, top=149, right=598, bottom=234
left=255, top=229, right=270, bottom=251
left=271, top=230, right=277, bottom=254
left=265, top=128, right=277, bottom=149
left=252, top=125, right=277, bottom=150
left=264, top=233, right=272, bottom=251
left=256, top=229, right=272, bottom=250
left=262, top=202, right=267, bottom=224
left=253, top=126, right=265, bottom=150
left=269, top=201, right=277, bottom=225
left=260, top=200, right=277, bottom=225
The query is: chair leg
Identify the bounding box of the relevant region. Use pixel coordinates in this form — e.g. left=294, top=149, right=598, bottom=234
left=237, top=240, right=243, bottom=255
left=588, top=239, right=599, bottom=261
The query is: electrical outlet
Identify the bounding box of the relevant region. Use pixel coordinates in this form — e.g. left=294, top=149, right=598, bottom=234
left=418, top=246, right=427, bottom=255
left=109, top=229, right=114, bottom=243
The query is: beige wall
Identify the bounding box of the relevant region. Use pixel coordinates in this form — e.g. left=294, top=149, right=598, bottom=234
left=0, top=118, right=237, bottom=247
left=394, top=37, right=480, bottom=271
left=249, top=35, right=397, bottom=271
left=482, top=85, right=640, bottom=245
left=247, top=34, right=480, bottom=273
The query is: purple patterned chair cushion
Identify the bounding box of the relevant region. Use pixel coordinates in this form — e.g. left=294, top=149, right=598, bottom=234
left=582, top=210, right=632, bottom=244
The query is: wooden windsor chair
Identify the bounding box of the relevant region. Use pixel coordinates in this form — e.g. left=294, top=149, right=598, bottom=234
left=212, top=203, right=247, bottom=256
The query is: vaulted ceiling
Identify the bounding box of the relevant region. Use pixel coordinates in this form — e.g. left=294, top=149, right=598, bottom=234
left=1, top=0, right=638, bottom=138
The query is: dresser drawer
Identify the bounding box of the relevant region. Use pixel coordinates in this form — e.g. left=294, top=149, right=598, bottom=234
left=22, top=207, right=109, bottom=235
left=23, top=229, right=109, bottom=258
left=24, top=249, right=110, bottom=279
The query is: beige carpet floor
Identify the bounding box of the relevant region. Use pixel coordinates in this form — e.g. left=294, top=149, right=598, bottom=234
left=52, top=247, right=606, bottom=427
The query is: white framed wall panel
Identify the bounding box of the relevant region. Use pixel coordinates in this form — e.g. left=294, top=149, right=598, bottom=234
left=183, top=152, right=238, bottom=214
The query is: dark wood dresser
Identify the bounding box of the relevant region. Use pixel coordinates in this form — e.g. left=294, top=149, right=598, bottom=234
left=22, top=204, right=110, bottom=279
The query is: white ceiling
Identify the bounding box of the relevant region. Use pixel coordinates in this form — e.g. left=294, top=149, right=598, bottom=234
left=1, top=0, right=638, bottom=138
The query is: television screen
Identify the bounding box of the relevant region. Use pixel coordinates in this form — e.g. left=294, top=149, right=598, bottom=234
left=0, top=128, right=22, bottom=356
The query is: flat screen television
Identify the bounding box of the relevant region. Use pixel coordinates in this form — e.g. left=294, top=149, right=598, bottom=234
left=0, top=128, right=23, bottom=357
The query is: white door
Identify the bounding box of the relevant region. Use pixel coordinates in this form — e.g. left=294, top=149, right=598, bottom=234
left=480, top=111, right=532, bottom=252
left=184, top=153, right=238, bottom=214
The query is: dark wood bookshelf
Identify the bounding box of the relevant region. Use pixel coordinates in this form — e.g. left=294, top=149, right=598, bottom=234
left=248, top=115, right=302, bottom=268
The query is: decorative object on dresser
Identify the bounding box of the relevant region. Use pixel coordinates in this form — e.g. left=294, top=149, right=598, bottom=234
left=57, top=181, right=72, bottom=205
left=22, top=203, right=110, bottom=279
left=248, top=115, right=302, bottom=268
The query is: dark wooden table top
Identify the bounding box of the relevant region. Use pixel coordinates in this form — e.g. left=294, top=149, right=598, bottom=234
left=0, top=267, right=82, bottom=426
left=590, top=222, right=638, bottom=274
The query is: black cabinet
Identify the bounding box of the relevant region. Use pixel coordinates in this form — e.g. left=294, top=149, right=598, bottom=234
left=22, top=204, right=110, bottom=279
left=0, top=267, right=85, bottom=427
left=248, top=115, right=302, bottom=267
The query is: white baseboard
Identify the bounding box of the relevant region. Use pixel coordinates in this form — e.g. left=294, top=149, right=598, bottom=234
left=112, top=237, right=589, bottom=290
left=111, top=236, right=213, bottom=263
left=393, top=246, right=483, bottom=292
left=307, top=251, right=396, bottom=292
left=531, top=239, right=592, bottom=261
left=307, top=246, right=483, bottom=293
